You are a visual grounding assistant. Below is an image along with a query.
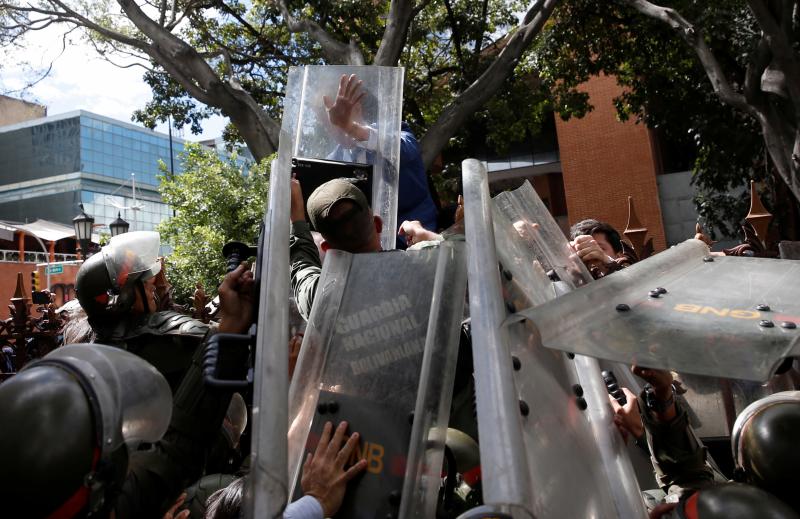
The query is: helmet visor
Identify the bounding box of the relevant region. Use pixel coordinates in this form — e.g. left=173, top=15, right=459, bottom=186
left=102, top=231, right=162, bottom=290
left=25, top=344, right=172, bottom=454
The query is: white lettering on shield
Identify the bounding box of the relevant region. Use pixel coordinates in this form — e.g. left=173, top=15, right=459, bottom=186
left=349, top=337, right=426, bottom=375
left=336, top=294, right=412, bottom=335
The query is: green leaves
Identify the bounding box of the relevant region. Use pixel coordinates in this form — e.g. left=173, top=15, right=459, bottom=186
left=132, top=0, right=553, bottom=203
left=157, top=144, right=271, bottom=302
left=535, top=0, right=790, bottom=237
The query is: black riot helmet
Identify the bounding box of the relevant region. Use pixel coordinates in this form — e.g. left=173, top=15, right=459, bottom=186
left=0, top=344, right=171, bottom=518
left=731, top=391, right=800, bottom=509
left=673, top=483, right=799, bottom=519
left=76, top=231, right=162, bottom=320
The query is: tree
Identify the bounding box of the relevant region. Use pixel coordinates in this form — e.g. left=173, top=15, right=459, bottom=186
left=537, top=0, right=800, bottom=237
left=0, top=7, right=54, bottom=94
left=621, top=0, right=800, bottom=206
left=0, top=0, right=559, bottom=172
left=157, top=143, right=269, bottom=303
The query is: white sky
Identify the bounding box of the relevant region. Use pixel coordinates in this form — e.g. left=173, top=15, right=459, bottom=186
left=3, top=23, right=228, bottom=140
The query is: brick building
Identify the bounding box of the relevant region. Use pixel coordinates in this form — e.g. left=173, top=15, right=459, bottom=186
left=482, top=73, right=700, bottom=254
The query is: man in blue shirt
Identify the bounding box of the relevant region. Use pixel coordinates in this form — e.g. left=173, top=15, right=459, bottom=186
left=324, top=74, right=438, bottom=242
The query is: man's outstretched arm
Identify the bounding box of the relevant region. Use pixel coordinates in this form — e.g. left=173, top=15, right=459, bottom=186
left=290, top=178, right=322, bottom=321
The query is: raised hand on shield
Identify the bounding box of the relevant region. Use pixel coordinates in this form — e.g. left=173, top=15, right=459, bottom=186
left=301, top=421, right=368, bottom=517
left=323, top=74, right=370, bottom=142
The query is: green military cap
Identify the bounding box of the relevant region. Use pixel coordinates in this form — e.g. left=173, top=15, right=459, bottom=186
left=307, top=178, right=370, bottom=235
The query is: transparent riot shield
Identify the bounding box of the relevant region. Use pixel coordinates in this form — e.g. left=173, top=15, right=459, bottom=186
left=461, top=161, right=647, bottom=518
left=287, top=241, right=467, bottom=518
left=520, top=240, right=800, bottom=382
left=248, top=65, right=404, bottom=518
left=246, top=157, right=290, bottom=518
left=492, top=180, right=592, bottom=290
left=283, top=65, right=404, bottom=250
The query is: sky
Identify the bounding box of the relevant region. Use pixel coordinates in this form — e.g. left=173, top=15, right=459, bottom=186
left=3, top=24, right=228, bottom=140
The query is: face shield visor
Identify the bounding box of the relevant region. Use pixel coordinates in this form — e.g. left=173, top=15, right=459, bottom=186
left=102, top=231, right=162, bottom=292
left=24, top=344, right=172, bottom=457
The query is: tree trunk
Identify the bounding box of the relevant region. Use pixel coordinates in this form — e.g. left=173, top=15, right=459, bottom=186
left=622, top=0, right=800, bottom=205
left=759, top=107, right=800, bottom=204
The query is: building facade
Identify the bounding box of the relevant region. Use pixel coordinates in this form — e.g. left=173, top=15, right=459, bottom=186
left=0, top=95, right=47, bottom=127
left=482, top=73, right=702, bottom=253
left=0, top=110, right=185, bottom=232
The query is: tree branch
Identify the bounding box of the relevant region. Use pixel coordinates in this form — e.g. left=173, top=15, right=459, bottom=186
left=621, top=0, right=753, bottom=113
left=276, top=0, right=364, bottom=65
left=110, top=0, right=278, bottom=157
left=747, top=0, right=800, bottom=112
left=419, top=0, right=559, bottom=169
left=472, top=0, right=489, bottom=54
left=744, top=35, right=771, bottom=104
left=3, top=0, right=147, bottom=50
left=759, top=102, right=800, bottom=201
left=374, top=0, right=429, bottom=66
left=442, top=0, right=467, bottom=76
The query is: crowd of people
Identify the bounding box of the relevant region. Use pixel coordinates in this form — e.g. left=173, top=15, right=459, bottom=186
left=1, top=73, right=798, bottom=519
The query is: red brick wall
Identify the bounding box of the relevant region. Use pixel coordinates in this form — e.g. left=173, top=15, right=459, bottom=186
left=554, top=73, right=667, bottom=252
left=0, top=263, right=80, bottom=319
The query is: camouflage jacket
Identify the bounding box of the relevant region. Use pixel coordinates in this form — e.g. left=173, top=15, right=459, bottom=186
left=638, top=392, right=718, bottom=498
left=290, top=221, right=322, bottom=322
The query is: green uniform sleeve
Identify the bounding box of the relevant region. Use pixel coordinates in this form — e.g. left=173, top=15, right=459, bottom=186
left=290, top=221, right=322, bottom=321
left=639, top=394, right=715, bottom=497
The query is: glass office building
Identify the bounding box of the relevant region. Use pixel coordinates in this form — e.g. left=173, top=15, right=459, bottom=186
left=0, top=110, right=242, bottom=233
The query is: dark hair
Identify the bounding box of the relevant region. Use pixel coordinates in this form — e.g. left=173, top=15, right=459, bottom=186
left=204, top=477, right=244, bottom=519
left=569, top=219, right=623, bottom=253
left=324, top=200, right=377, bottom=253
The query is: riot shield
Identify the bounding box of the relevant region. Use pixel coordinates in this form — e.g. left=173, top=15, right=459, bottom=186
left=246, top=157, right=290, bottom=518
left=282, top=65, right=404, bottom=250
left=492, top=180, right=592, bottom=290
left=287, top=241, right=467, bottom=518
left=461, top=161, right=647, bottom=518
left=519, top=240, right=800, bottom=382
left=247, top=65, right=404, bottom=518
left=492, top=177, right=648, bottom=514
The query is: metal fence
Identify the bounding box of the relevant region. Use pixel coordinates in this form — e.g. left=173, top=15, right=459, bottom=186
left=0, top=249, right=78, bottom=263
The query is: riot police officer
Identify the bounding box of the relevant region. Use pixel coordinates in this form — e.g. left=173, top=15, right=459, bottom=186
left=0, top=344, right=174, bottom=518
left=75, top=231, right=207, bottom=388
left=74, top=231, right=245, bottom=389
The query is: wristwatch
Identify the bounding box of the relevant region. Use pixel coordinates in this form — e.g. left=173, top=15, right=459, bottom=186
left=645, top=383, right=675, bottom=413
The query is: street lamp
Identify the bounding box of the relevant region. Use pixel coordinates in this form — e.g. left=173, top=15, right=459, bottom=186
left=72, top=203, right=95, bottom=259
left=109, top=212, right=130, bottom=237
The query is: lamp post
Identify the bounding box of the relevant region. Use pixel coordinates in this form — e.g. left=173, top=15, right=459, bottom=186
left=109, top=212, right=130, bottom=237
left=72, top=204, right=95, bottom=259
